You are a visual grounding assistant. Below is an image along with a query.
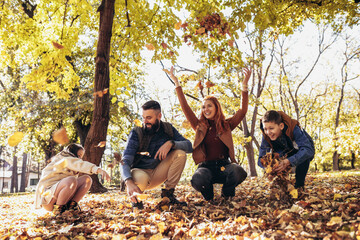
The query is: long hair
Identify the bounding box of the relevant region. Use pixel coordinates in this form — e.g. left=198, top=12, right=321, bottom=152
left=199, top=96, right=227, bottom=134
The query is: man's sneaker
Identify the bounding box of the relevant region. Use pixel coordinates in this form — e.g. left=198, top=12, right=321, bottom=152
left=132, top=201, right=144, bottom=209
left=161, top=188, right=187, bottom=206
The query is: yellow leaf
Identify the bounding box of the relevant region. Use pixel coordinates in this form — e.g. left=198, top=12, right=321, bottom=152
left=334, top=193, right=342, bottom=200
left=161, top=205, right=169, bottom=211
left=220, top=166, right=225, bottom=171
left=327, top=216, right=342, bottom=226
left=8, top=132, right=24, bottom=147
left=182, top=119, right=191, bottom=129
left=52, top=127, right=69, bottom=145
left=134, top=119, right=142, bottom=127
left=111, top=97, right=117, bottom=103
left=174, top=21, right=182, bottom=30
left=189, top=228, right=198, bottom=237
left=149, top=233, right=163, bottom=240
left=133, top=193, right=149, bottom=200
left=290, top=189, right=298, bottom=199
left=112, top=235, right=126, bottom=240
left=97, top=141, right=106, bottom=148
left=145, top=43, right=155, bottom=50
left=73, top=236, right=87, bottom=240
left=157, top=222, right=166, bottom=233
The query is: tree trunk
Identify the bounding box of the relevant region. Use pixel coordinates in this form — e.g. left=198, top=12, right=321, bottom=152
left=332, top=151, right=340, bottom=171
left=351, top=151, right=355, bottom=169
left=11, top=151, right=18, bottom=193
left=244, top=142, right=257, bottom=177
left=20, top=153, right=27, bottom=192
left=242, top=117, right=257, bottom=177
left=74, top=119, right=91, bottom=146
left=84, top=0, right=115, bottom=193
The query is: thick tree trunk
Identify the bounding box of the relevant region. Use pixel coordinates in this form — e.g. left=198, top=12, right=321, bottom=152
left=84, top=0, right=115, bottom=193
left=332, top=151, right=340, bottom=171
left=11, top=152, right=18, bottom=193
left=20, top=153, right=27, bottom=192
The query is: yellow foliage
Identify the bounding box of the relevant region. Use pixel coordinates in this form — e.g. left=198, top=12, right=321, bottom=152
left=8, top=132, right=24, bottom=147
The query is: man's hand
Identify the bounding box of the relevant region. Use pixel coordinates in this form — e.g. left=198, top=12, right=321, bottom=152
left=125, top=179, right=142, bottom=203
left=273, top=159, right=291, bottom=173
left=154, top=140, right=173, bottom=161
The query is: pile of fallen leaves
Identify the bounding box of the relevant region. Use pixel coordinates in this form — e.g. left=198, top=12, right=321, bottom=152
left=1, top=171, right=359, bottom=239
left=260, top=152, right=298, bottom=202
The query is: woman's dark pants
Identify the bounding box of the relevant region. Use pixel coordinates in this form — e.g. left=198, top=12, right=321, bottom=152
left=191, top=160, right=247, bottom=200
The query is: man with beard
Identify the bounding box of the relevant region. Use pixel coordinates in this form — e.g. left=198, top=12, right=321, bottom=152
left=120, top=100, right=193, bottom=209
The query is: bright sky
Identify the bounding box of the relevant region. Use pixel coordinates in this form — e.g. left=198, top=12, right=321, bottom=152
left=142, top=21, right=360, bottom=109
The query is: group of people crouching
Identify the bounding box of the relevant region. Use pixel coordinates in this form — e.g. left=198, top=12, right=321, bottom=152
left=35, top=67, right=315, bottom=215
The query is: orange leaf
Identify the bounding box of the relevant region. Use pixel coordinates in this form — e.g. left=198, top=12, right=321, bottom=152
left=196, top=27, right=206, bottom=34
left=228, top=40, right=235, bottom=47
left=52, top=41, right=64, bottom=49
left=145, top=43, right=155, bottom=50
left=97, top=141, right=106, bottom=148
left=205, top=81, right=215, bottom=88
left=195, top=81, right=203, bottom=90
left=174, top=21, right=182, bottom=30
left=52, top=128, right=69, bottom=145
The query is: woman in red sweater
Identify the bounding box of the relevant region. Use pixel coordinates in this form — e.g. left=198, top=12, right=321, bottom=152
left=165, top=67, right=251, bottom=201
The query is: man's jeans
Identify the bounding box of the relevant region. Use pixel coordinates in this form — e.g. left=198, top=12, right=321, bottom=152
left=191, top=160, right=247, bottom=200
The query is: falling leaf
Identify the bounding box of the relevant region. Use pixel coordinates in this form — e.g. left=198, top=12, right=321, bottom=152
left=134, top=119, right=142, bottom=127
left=182, top=119, right=191, bottom=129
left=93, top=88, right=109, bottom=97
left=8, top=132, right=24, bottom=147
left=52, top=41, right=64, bottom=49
left=195, top=81, right=203, bottom=90
left=52, top=127, right=69, bottom=145
left=174, top=21, right=182, bottom=30
left=97, top=141, right=106, bottom=148
left=196, top=27, right=206, bottom=34
left=181, top=22, right=188, bottom=29
left=220, top=166, right=225, bottom=171
left=205, top=81, right=215, bottom=88
left=160, top=42, right=168, bottom=49
left=145, top=43, right=155, bottom=50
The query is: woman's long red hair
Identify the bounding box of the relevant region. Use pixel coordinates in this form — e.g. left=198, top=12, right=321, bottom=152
left=199, top=96, right=228, bottom=134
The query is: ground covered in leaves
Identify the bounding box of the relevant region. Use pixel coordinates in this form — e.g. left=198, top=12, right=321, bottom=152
left=1, top=171, right=360, bottom=240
